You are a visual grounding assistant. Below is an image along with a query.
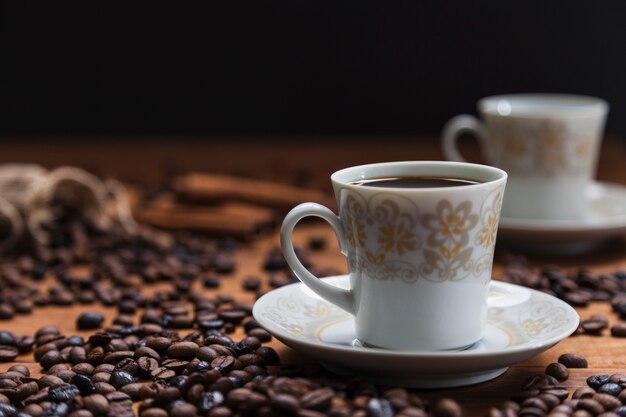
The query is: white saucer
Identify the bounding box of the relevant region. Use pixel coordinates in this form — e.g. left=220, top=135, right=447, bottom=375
left=253, top=275, right=579, bottom=388
left=498, top=181, right=626, bottom=255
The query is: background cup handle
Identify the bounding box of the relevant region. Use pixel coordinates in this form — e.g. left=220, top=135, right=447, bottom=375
left=441, top=115, right=488, bottom=162
left=280, top=202, right=355, bottom=315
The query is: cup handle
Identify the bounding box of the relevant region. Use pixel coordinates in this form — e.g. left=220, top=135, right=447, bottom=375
left=280, top=202, right=355, bottom=315
left=441, top=115, right=488, bottom=162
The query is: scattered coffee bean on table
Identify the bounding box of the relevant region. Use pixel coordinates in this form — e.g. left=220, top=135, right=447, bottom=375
left=558, top=353, right=589, bottom=368
left=545, top=362, right=569, bottom=381
left=76, top=311, right=105, bottom=330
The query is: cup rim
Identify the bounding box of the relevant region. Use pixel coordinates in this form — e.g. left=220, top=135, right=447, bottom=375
left=478, top=93, right=609, bottom=119
left=330, top=161, right=507, bottom=192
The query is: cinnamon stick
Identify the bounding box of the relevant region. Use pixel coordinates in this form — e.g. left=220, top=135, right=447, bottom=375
left=171, top=173, right=335, bottom=211
left=134, top=195, right=276, bottom=237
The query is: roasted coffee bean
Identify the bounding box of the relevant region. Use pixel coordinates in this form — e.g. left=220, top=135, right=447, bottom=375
left=558, top=353, right=588, bottom=368
left=81, top=393, right=111, bottom=415
left=119, top=383, right=143, bottom=401
left=88, top=332, right=112, bottom=347
left=137, top=356, right=159, bottom=377
left=43, top=401, right=70, bottom=417
left=14, top=381, right=39, bottom=402
left=69, top=347, right=87, bottom=364
left=34, top=343, right=57, bottom=362
left=86, top=346, right=105, bottom=366
left=242, top=277, right=261, bottom=291
left=0, top=346, right=18, bottom=362
left=611, top=323, right=626, bottom=337
left=15, top=335, right=35, bottom=353
left=194, top=391, right=224, bottom=414
left=614, top=406, right=626, bottom=417
left=7, top=364, right=29, bottom=377
left=433, top=398, right=463, bottom=417
left=537, top=393, right=560, bottom=410
left=202, top=275, right=221, bottom=289
left=162, top=359, right=189, bottom=373
left=545, top=363, right=569, bottom=381
left=23, top=403, right=44, bottom=417
left=574, top=387, right=597, bottom=399
left=140, top=408, right=168, bottom=417
left=522, top=398, right=548, bottom=412
left=109, top=370, right=135, bottom=389
left=581, top=316, right=609, bottom=335
left=68, top=410, right=94, bottom=417
left=24, top=388, right=50, bottom=406
left=71, top=373, right=96, bottom=395
left=0, top=332, right=15, bottom=346
left=588, top=375, right=612, bottom=389
left=227, top=388, right=267, bottom=413
left=151, top=367, right=176, bottom=381
left=169, top=400, right=198, bottom=417
left=300, top=388, right=334, bottom=411
left=271, top=393, right=300, bottom=414
left=134, top=346, right=160, bottom=361
left=368, top=398, right=394, bottom=417
left=594, top=393, right=622, bottom=410
left=238, top=353, right=265, bottom=367
left=104, top=351, right=133, bottom=365
left=40, top=350, right=65, bottom=370
left=93, top=364, right=115, bottom=374
left=255, top=346, right=280, bottom=365
left=0, top=304, right=15, bottom=320
left=212, top=254, right=235, bottom=274
left=146, top=337, right=171, bottom=353
left=49, top=384, right=81, bottom=402
left=76, top=312, right=105, bottom=330
left=92, top=372, right=111, bottom=383
left=218, top=310, right=247, bottom=324
left=248, top=328, right=272, bottom=342
left=114, top=358, right=139, bottom=377
left=72, top=362, right=94, bottom=375
left=38, top=375, right=65, bottom=388
left=94, top=382, right=116, bottom=395
left=308, top=236, right=326, bottom=251
left=154, top=386, right=181, bottom=406
left=598, top=383, right=623, bottom=396
left=167, top=342, right=199, bottom=360
left=198, top=320, right=225, bottom=331
left=578, top=398, right=605, bottom=415
left=212, top=356, right=237, bottom=373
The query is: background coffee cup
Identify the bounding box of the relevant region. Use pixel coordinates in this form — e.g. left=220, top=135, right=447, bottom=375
left=280, top=161, right=507, bottom=351
left=441, top=94, right=608, bottom=221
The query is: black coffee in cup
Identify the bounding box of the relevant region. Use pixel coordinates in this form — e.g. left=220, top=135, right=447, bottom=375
left=351, top=176, right=480, bottom=188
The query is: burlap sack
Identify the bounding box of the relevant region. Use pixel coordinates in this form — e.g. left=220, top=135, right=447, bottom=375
left=0, top=164, right=137, bottom=248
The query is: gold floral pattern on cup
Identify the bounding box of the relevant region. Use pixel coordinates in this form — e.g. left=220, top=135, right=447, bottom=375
left=487, top=118, right=599, bottom=176
left=340, top=188, right=503, bottom=283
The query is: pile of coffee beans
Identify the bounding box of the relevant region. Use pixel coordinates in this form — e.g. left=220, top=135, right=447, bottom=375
left=498, top=255, right=626, bottom=337
left=3, top=204, right=626, bottom=416
left=489, top=350, right=626, bottom=417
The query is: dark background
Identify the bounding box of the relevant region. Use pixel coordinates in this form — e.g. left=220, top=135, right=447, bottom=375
left=2, top=1, right=625, bottom=136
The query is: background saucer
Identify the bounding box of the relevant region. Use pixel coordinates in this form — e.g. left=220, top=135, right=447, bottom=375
left=253, top=276, right=579, bottom=388
left=498, top=181, right=626, bottom=255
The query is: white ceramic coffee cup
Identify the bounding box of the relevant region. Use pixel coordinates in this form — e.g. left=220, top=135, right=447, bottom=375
left=280, top=161, right=507, bottom=351
left=442, top=94, right=608, bottom=221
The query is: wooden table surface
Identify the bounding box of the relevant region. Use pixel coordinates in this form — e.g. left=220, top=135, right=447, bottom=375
left=1, top=135, right=626, bottom=415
